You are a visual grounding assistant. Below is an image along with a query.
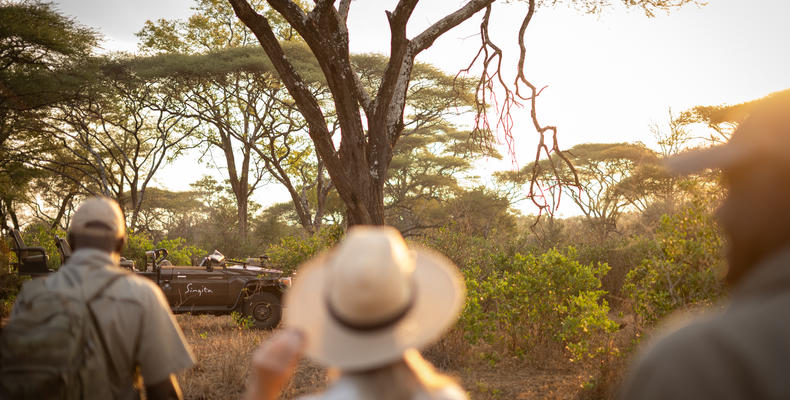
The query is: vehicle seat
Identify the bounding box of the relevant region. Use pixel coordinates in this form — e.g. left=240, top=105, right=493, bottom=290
left=10, top=229, right=50, bottom=275
left=55, top=235, right=72, bottom=265
left=120, top=257, right=136, bottom=271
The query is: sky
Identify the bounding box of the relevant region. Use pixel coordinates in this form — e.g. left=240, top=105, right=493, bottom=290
left=49, top=0, right=790, bottom=215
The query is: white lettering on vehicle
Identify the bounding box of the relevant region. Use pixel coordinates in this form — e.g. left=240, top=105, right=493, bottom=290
left=184, top=283, right=214, bottom=296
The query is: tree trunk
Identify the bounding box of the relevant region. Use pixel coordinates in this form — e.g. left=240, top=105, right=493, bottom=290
left=237, top=193, right=249, bottom=237
left=8, top=201, right=19, bottom=231
left=50, top=193, right=74, bottom=230
left=227, top=0, right=492, bottom=227
left=218, top=131, right=251, bottom=239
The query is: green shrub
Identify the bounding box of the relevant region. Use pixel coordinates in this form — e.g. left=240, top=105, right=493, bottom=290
left=623, top=201, right=725, bottom=325
left=154, top=237, right=206, bottom=266
left=0, top=237, right=24, bottom=318
left=124, top=233, right=206, bottom=268
left=123, top=231, right=155, bottom=269
left=266, top=225, right=344, bottom=274
left=230, top=310, right=254, bottom=330
left=577, top=236, right=661, bottom=298
left=462, top=247, right=618, bottom=362
left=417, top=224, right=506, bottom=278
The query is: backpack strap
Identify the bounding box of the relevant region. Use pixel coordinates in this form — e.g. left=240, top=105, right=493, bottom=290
left=87, top=270, right=130, bottom=302
left=85, top=272, right=129, bottom=393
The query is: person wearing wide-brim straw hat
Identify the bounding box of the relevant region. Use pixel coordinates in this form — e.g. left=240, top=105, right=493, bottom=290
left=245, top=225, right=468, bottom=400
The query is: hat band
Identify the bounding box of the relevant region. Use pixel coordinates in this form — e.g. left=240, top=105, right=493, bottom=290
left=326, top=279, right=417, bottom=332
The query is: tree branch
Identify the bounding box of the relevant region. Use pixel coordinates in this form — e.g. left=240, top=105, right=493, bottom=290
left=411, top=0, right=493, bottom=53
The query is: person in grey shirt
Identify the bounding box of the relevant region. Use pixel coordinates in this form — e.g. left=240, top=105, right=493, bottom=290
left=620, top=91, right=790, bottom=399
left=245, top=226, right=468, bottom=400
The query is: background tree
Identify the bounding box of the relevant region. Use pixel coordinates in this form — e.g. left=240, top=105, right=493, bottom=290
left=226, top=0, right=698, bottom=226
left=386, top=124, right=500, bottom=235
left=0, top=1, right=98, bottom=234
left=679, top=88, right=790, bottom=144
left=137, top=0, right=317, bottom=238
left=24, top=61, right=199, bottom=229
left=500, top=142, right=659, bottom=237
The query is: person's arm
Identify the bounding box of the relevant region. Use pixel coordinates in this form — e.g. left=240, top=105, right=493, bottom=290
left=136, top=282, right=196, bottom=390
left=245, top=329, right=306, bottom=400
left=145, top=374, right=184, bottom=400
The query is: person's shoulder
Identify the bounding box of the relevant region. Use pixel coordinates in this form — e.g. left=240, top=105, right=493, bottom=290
left=619, top=311, right=746, bottom=399
left=636, top=311, right=731, bottom=366
left=112, top=272, right=167, bottom=303
left=116, top=271, right=159, bottom=291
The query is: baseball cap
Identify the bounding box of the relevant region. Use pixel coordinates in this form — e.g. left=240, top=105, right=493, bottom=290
left=68, top=197, right=126, bottom=240
left=664, top=90, right=790, bottom=175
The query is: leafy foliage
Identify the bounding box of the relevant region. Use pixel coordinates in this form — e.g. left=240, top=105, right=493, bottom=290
left=124, top=232, right=207, bottom=268
left=230, top=310, right=255, bottom=330
left=623, top=200, right=725, bottom=325
left=265, top=225, right=344, bottom=274
left=154, top=237, right=207, bottom=266
left=0, top=236, right=24, bottom=318
left=123, top=231, right=155, bottom=269
left=498, top=142, right=660, bottom=237
left=461, top=247, right=617, bottom=362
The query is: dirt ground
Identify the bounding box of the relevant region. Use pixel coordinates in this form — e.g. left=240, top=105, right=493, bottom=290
left=176, top=314, right=596, bottom=400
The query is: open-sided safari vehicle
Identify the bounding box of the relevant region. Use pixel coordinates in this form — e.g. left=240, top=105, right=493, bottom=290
left=9, top=229, right=51, bottom=277
left=138, top=249, right=290, bottom=329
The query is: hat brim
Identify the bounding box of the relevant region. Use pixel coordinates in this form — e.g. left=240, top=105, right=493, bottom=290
left=283, top=245, right=465, bottom=371
left=662, top=142, right=746, bottom=175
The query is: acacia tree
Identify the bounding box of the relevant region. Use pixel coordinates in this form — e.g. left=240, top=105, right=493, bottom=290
left=227, top=0, right=698, bottom=225
left=137, top=0, right=317, bottom=238
left=25, top=64, right=199, bottom=230
left=500, top=142, right=659, bottom=236
left=0, top=1, right=98, bottom=234
left=273, top=53, right=488, bottom=234
left=679, top=88, right=790, bottom=145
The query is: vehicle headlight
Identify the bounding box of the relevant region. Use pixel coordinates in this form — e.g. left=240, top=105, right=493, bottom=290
left=277, top=277, right=292, bottom=288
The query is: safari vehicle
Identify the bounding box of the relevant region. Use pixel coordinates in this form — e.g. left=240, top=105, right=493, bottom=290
left=138, top=249, right=291, bottom=329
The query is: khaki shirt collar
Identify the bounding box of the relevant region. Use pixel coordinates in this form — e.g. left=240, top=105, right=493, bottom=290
left=51, top=248, right=122, bottom=294
left=62, top=248, right=119, bottom=272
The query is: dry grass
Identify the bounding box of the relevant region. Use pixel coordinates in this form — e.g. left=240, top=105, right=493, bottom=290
left=176, top=315, right=607, bottom=400
left=175, top=314, right=327, bottom=400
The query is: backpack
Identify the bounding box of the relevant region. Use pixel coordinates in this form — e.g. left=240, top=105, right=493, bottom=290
left=0, top=272, right=126, bottom=399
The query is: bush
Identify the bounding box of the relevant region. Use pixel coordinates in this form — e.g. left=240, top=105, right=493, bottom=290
left=462, top=247, right=618, bottom=362
left=0, top=236, right=24, bottom=318
left=416, top=223, right=507, bottom=279
left=124, top=232, right=206, bottom=268
left=123, top=231, right=155, bottom=268
left=623, top=201, right=725, bottom=325
left=577, top=236, right=661, bottom=299
left=154, top=237, right=206, bottom=266
left=266, top=225, right=344, bottom=274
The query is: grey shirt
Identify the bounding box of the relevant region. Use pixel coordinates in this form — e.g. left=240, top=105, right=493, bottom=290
left=620, top=246, right=790, bottom=399
left=13, top=248, right=195, bottom=399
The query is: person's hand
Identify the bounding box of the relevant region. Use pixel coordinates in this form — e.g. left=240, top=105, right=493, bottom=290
left=245, top=329, right=306, bottom=400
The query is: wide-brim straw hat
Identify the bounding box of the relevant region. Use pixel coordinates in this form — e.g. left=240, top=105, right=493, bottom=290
left=283, top=225, right=465, bottom=371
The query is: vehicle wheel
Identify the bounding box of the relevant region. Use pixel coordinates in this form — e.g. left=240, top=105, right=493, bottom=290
left=243, top=292, right=281, bottom=330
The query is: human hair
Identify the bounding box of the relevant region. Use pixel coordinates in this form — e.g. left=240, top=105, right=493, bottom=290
left=336, top=349, right=460, bottom=400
